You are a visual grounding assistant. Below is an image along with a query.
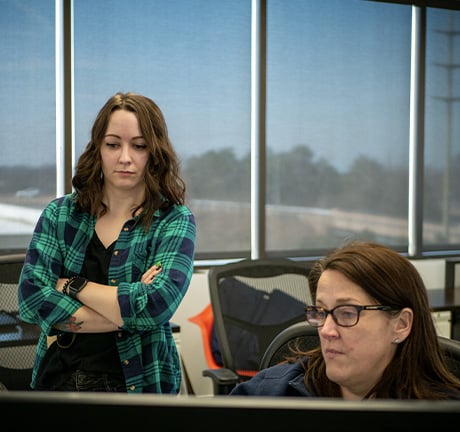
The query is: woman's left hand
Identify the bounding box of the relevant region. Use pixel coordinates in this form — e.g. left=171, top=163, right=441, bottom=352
left=141, top=262, right=162, bottom=284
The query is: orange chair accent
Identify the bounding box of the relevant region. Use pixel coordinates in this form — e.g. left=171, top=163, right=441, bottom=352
left=188, top=303, right=222, bottom=370
left=189, top=303, right=257, bottom=381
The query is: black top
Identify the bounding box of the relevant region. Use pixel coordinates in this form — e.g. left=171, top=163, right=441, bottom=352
left=35, top=233, right=123, bottom=389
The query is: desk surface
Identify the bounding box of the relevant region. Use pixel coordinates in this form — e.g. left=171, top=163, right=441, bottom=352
left=428, top=288, right=460, bottom=340
left=0, top=311, right=40, bottom=348
left=1, top=392, right=460, bottom=427
left=429, top=287, right=460, bottom=310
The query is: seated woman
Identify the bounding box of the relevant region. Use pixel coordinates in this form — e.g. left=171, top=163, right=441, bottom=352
left=229, top=241, right=460, bottom=400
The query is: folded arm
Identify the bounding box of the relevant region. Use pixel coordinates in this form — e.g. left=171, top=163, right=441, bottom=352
left=54, top=264, right=162, bottom=331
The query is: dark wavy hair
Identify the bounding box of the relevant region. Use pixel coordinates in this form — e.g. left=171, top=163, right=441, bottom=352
left=297, top=241, right=460, bottom=399
left=72, top=92, right=186, bottom=230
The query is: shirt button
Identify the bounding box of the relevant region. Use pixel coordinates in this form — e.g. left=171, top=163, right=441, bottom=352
left=123, top=360, right=129, bottom=365
left=114, top=250, right=119, bottom=256
left=111, top=279, right=116, bottom=284
left=123, top=227, right=129, bottom=232
left=129, top=385, right=135, bottom=391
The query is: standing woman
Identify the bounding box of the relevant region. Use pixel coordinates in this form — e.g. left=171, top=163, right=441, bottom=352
left=18, top=92, right=196, bottom=394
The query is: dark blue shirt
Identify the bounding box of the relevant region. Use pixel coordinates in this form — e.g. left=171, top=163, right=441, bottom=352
left=229, top=361, right=313, bottom=397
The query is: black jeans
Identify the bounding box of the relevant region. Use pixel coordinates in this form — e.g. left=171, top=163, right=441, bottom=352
left=47, top=370, right=126, bottom=392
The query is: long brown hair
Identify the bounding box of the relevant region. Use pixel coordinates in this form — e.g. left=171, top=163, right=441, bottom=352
left=72, top=92, right=186, bottom=229
left=303, top=241, right=460, bottom=399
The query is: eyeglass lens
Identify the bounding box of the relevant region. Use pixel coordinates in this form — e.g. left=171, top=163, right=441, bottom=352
left=306, top=305, right=360, bottom=327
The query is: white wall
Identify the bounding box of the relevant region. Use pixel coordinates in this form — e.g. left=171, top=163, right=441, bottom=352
left=411, top=259, right=446, bottom=290
left=172, top=258, right=459, bottom=396
left=172, top=269, right=214, bottom=396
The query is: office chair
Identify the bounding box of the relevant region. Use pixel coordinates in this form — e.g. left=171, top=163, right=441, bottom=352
left=259, top=321, right=319, bottom=369
left=0, top=253, right=38, bottom=391
left=189, top=302, right=250, bottom=395
left=188, top=303, right=223, bottom=370
left=260, top=321, right=460, bottom=382
left=203, top=258, right=313, bottom=394
left=438, top=336, right=460, bottom=380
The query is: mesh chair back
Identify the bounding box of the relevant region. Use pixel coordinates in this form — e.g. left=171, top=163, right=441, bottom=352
left=0, top=254, right=38, bottom=390
left=439, top=336, right=460, bottom=380
left=208, top=258, right=313, bottom=379
left=260, top=321, right=319, bottom=369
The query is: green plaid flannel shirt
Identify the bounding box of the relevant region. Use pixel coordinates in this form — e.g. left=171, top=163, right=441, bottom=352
left=18, top=193, right=196, bottom=393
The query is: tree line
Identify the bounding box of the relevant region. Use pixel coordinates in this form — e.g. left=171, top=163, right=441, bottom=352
left=183, top=144, right=460, bottom=223
left=1, top=144, right=459, bottom=224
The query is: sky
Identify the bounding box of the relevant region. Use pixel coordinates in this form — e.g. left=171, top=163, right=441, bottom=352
left=0, top=0, right=459, bottom=172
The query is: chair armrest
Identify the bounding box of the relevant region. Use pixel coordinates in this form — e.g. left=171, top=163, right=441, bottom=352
left=202, top=368, right=239, bottom=395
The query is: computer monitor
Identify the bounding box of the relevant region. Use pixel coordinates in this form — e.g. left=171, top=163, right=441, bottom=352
left=0, top=391, right=459, bottom=430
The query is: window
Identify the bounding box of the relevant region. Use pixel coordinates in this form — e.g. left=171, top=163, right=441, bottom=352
left=73, top=0, right=252, bottom=257
left=266, top=0, right=411, bottom=254
left=1, top=0, right=459, bottom=261
left=0, top=0, right=55, bottom=252
left=424, top=7, right=460, bottom=250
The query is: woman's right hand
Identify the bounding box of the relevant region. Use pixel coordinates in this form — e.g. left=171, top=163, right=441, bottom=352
left=141, top=262, right=162, bottom=284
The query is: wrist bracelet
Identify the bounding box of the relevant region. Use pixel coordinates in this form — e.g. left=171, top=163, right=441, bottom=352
left=67, top=276, right=89, bottom=299
left=62, top=276, right=77, bottom=295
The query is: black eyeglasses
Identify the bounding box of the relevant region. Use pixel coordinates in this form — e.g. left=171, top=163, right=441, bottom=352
left=305, top=304, right=398, bottom=328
